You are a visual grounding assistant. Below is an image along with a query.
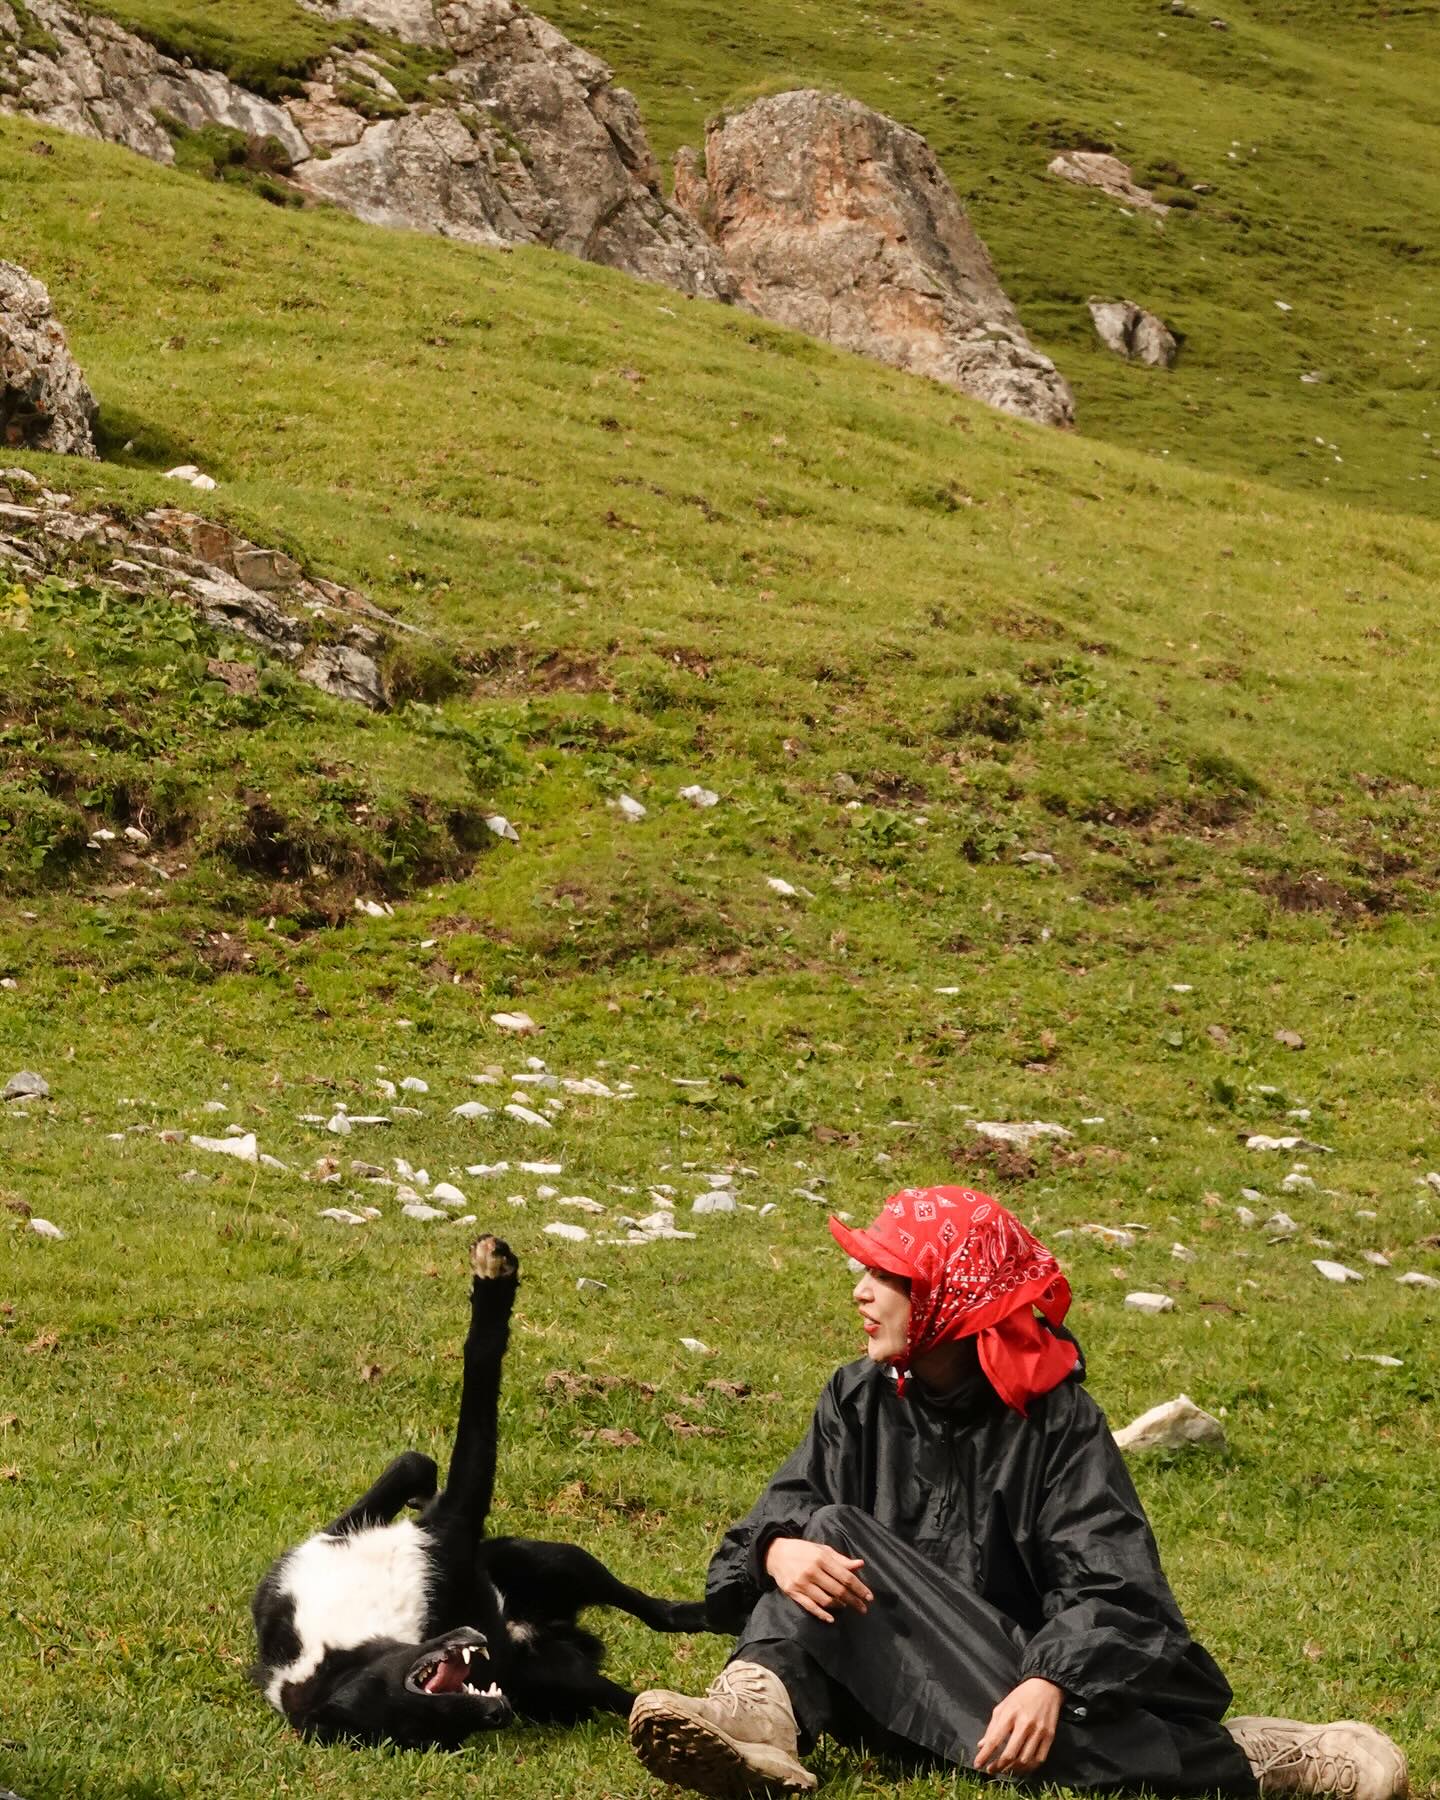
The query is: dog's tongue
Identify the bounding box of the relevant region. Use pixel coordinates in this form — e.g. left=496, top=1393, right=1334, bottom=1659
left=425, top=1653, right=468, bottom=1695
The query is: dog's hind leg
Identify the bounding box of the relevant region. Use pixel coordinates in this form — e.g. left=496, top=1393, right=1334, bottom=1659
left=483, top=1540, right=710, bottom=1634
left=425, top=1235, right=519, bottom=1533
left=325, top=1450, right=438, bottom=1535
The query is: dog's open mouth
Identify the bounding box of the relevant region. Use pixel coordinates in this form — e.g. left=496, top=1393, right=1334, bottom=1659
left=406, top=1643, right=504, bottom=1700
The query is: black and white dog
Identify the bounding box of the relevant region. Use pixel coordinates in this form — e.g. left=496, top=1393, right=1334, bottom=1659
left=252, top=1234, right=707, bottom=1748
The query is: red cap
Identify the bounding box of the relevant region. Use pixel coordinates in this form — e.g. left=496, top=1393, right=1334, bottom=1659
left=827, top=1211, right=916, bottom=1280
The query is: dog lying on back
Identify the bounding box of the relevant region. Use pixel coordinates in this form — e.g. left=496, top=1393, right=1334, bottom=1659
left=252, top=1234, right=706, bottom=1748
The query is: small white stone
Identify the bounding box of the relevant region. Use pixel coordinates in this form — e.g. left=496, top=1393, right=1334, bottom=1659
left=560, top=1195, right=606, bottom=1214
left=766, top=876, right=798, bottom=897
left=200, top=1100, right=228, bottom=1114
left=354, top=897, right=393, bottom=919
left=680, top=1337, right=712, bottom=1354
left=544, top=1221, right=589, bottom=1241
left=678, top=784, right=720, bottom=808
left=1362, top=1250, right=1391, bottom=1268
left=431, top=1181, right=467, bottom=1206
left=504, top=1103, right=552, bottom=1129
left=400, top=1076, right=428, bottom=1094
left=466, top=1161, right=511, bottom=1177
left=693, top=1191, right=736, bottom=1214
left=1396, top=1270, right=1440, bottom=1290
left=577, top=1277, right=608, bottom=1293
left=1114, top=1395, right=1226, bottom=1453
left=1265, top=1211, right=1299, bottom=1236
left=1352, top=1354, right=1403, bottom=1367
left=451, top=1101, right=492, bottom=1120
left=1235, top=1206, right=1258, bottom=1227
left=613, top=794, right=647, bottom=821
left=189, top=1132, right=258, bottom=1163
left=1125, top=1292, right=1176, bottom=1314
left=402, top=1201, right=447, bottom=1222
left=326, top=1112, right=352, bottom=1136
left=1312, top=1259, right=1365, bottom=1283
left=519, top=1161, right=563, bottom=1175
left=319, top=1208, right=369, bottom=1226
left=484, top=814, right=520, bottom=842
left=29, top=1217, right=66, bottom=1240
left=491, top=1011, right=539, bottom=1036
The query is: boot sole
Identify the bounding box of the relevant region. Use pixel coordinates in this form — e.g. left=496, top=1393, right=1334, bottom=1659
left=629, top=1696, right=816, bottom=1798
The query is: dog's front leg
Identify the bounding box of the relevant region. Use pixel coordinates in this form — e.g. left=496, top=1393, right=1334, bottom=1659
left=426, top=1235, right=519, bottom=1534
left=326, top=1449, right=438, bottom=1535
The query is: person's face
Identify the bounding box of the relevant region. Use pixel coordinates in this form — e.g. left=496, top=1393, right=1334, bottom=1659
left=851, top=1265, right=911, bottom=1363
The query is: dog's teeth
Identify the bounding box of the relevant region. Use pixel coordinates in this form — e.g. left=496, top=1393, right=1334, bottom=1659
left=461, top=1646, right=472, bottom=1665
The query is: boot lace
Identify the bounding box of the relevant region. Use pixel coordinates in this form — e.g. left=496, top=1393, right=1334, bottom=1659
left=1239, top=1726, right=1360, bottom=1798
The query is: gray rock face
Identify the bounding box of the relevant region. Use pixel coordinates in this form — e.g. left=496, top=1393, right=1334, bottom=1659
left=674, top=90, right=1074, bottom=427
left=0, top=483, right=440, bottom=709
left=0, top=0, right=732, bottom=301
left=1088, top=298, right=1178, bottom=368
left=1048, top=151, right=1169, bottom=218
left=296, top=0, right=736, bottom=298
left=0, top=0, right=311, bottom=165
left=1, top=260, right=97, bottom=456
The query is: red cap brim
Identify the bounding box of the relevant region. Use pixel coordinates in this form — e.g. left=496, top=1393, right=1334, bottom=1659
left=827, top=1215, right=914, bottom=1280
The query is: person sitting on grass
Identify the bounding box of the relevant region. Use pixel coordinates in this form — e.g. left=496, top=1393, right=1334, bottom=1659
left=629, top=1186, right=1409, bottom=1800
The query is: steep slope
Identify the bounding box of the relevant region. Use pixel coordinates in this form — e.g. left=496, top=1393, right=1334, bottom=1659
left=3, top=101, right=1439, bottom=1800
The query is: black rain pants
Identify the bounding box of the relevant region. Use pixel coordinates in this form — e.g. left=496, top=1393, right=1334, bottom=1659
left=732, top=1504, right=1257, bottom=1796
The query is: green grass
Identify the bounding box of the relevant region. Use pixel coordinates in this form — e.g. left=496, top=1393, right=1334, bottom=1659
left=61, top=0, right=1440, bottom=510
left=3, top=80, right=1440, bottom=1800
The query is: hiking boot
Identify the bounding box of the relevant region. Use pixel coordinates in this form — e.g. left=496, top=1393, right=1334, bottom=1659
left=630, top=1659, right=817, bottom=1798
left=1226, top=1716, right=1409, bottom=1800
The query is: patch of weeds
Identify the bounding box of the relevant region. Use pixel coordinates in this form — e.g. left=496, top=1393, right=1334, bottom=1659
left=157, top=114, right=302, bottom=206
left=11, top=0, right=60, bottom=55
left=383, top=637, right=467, bottom=706
left=937, top=675, right=1041, bottom=744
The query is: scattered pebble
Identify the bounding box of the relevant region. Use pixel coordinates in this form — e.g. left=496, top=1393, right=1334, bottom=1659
left=693, top=1191, right=736, bottom=1214
left=1171, top=1243, right=1196, bottom=1263
left=1246, top=1134, right=1333, bottom=1153
left=766, top=877, right=799, bottom=897
left=973, top=1120, right=1074, bottom=1148
left=484, top=814, right=520, bottom=842
left=1114, top=1395, right=1226, bottom=1454
left=1125, top=1292, right=1176, bottom=1314
left=2, top=1071, right=48, bottom=1103
left=1235, top=1206, right=1258, bottom=1227
left=189, top=1132, right=258, bottom=1163
left=1350, top=1354, right=1403, bottom=1368
left=402, top=1201, right=447, bottom=1222
left=319, top=1208, right=369, bottom=1226
left=680, top=1337, right=713, bottom=1354
left=430, top=1181, right=467, bottom=1206
left=519, top=1161, right=563, bottom=1175
left=544, top=1221, right=590, bottom=1242
left=1362, top=1251, right=1391, bottom=1268
left=400, top=1077, right=428, bottom=1094
left=1077, top=1223, right=1136, bottom=1249
left=1396, top=1271, right=1440, bottom=1290
left=354, top=897, right=394, bottom=919
left=162, top=463, right=217, bottom=490
left=29, top=1218, right=65, bottom=1241
left=678, top=785, right=719, bottom=808
left=451, top=1101, right=492, bottom=1120
left=505, top=1103, right=553, bottom=1129
left=1265, top=1211, right=1299, bottom=1236
left=326, top=1112, right=352, bottom=1136
left=613, top=794, right=647, bottom=821
left=1312, top=1260, right=1365, bottom=1284
left=491, top=1012, right=539, bottom=1036
left=577, top=1277, right=608, bottom=1293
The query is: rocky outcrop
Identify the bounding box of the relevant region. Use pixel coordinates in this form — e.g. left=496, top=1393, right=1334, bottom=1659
left=1048, top=151, right=1169, bottom=218
left=0, top=0, right=310, bottom=165
left=0, top=468, right=435, bottom=707
left=294, top=0, right=735, bottom=297
left=1088, top=298, right=1178, bottom=368
left=0, top=0, right=733, bottom=300
left=0, top=260, right=97, bottom=457
left=672, top=90, right=1073, bottom=427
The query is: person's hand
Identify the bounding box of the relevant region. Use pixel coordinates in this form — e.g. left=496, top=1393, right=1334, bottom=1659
left=973, top=1677, right=1063, bottom=1776
left=763, top=1536, right=873, bottom=1623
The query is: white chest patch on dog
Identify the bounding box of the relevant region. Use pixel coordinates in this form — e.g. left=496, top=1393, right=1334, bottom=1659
left=266, top=1520, right=433, bottom=1707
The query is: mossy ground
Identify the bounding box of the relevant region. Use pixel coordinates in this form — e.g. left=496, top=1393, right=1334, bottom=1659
left=2, top=30, right=1439, bottom=1800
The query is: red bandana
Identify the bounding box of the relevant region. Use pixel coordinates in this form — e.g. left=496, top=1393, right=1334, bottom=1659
left=828, top=1186, right=1078, bottom=1413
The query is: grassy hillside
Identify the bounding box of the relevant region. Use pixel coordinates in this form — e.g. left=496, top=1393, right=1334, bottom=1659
left=59, top=0, right=1440, bottom=515
left=3, top=90, right=1440, bottom=1800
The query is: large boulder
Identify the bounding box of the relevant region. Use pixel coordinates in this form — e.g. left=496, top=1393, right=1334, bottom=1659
left=296, top=0, right=736, bottom=299
left=0, top=261, right=97, bottom=457
left=1087, top=298, right=1178, bottom=368
left=673, top=90, right=1074, bottom=427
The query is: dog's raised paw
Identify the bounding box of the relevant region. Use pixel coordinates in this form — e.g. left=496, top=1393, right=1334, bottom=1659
left=470, top=1234, right=518, bottom=1281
